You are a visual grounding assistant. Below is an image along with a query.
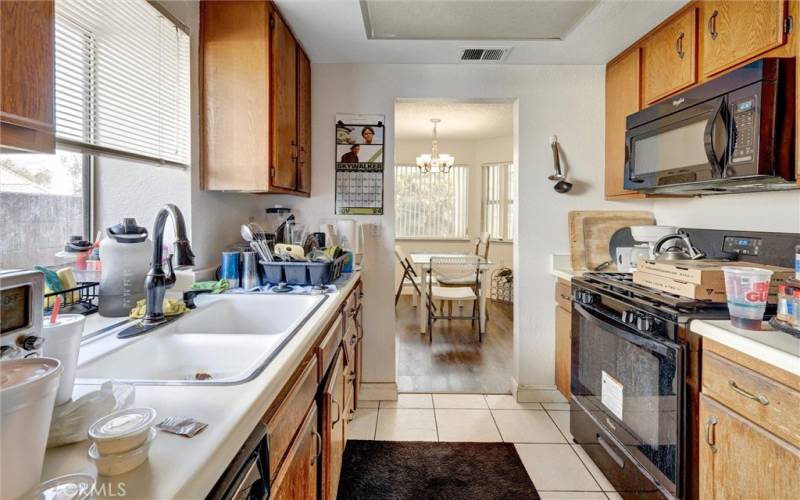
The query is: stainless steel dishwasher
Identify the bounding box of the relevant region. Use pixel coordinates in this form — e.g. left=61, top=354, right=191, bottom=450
left=206, top=422, right=269, bottom=500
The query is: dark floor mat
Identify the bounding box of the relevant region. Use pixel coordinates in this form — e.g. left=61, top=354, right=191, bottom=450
left=337, top=440, right=540, bottom=500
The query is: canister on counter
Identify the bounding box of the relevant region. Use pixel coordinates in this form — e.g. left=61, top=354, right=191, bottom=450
left=776, top=284, right=794, bottom=322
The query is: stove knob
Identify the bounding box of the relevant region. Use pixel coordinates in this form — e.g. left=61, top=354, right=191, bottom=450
left=17, top=335, right=44, bottom=351
left=582, top=292, right=599, bottom=305
left=637, top=315, right=655, bottom=332
left=621, top=310, right=636, bottom=324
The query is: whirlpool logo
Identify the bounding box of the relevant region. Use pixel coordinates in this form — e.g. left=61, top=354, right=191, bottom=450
left=672, top=97, right=685, bottom=107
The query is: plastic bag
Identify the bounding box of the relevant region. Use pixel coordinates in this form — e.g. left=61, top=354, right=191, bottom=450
left=47, top=381, right=135, bottom=448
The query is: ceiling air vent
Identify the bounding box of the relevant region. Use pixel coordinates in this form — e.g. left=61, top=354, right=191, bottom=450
left=458, top=47, right=511, bottom=63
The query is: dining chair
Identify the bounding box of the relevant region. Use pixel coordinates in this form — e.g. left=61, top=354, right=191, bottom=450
left=434, top=232, right=491, bottom=316
left=426, top=256, right=482, bottom=343
left=475, top=231, right=491, bottom=259
left=394, top=246, right=436, bottom=307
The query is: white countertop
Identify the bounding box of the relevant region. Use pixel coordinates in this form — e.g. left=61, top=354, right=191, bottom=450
left=551, top=254, right=582, bottom=281
left=690, top=319, right=800, bottom=376
left=42, top=272, right=361, bottom=499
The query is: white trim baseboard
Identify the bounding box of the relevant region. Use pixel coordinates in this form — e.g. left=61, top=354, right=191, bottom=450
left=511, top=378, right=567, bottom=403
left=359, top=382, right=398, bottom=401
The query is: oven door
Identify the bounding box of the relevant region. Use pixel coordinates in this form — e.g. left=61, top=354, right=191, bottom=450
left=571, top=303, right=684, bottom=498
left=625, top=96, right=731, bottom=191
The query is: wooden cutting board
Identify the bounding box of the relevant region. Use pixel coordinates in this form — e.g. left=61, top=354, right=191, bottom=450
left=569, top=210, right=656, bottom=271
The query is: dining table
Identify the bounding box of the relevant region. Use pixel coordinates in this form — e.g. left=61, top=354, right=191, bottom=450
left=407, top=252, right=493, bottom=335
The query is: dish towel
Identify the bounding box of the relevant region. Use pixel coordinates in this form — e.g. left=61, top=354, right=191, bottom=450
left=129, top=299, right=188, bottom=319
left=190, top=279, right=230, bottom=294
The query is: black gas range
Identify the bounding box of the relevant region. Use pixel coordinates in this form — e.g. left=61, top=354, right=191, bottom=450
left=570, top=272, right=731, bottom=500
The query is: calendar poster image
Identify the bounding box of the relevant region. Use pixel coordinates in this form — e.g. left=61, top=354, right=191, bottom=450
left=335, top=114, right=385, bottom=216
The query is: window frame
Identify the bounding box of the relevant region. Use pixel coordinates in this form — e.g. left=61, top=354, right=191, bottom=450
left=394, top=164, right=470, bottom=240
left=481, top=161, right=515, bottom=242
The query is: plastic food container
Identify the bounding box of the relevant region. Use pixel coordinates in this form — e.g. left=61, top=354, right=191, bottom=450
left=42, top=314, right=86, bottom=405
left=89, top=427, right=157, bottom=476
left=0, top=358, right=63, bottom=499
left=89, top=407, right=157, bottom=455
left=22, top=473, right=95, bottom=500
left=721, top=266, right=774, bottom=330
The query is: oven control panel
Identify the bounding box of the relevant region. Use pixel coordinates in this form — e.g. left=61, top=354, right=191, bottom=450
left=722, top=235, right=762, bottom=257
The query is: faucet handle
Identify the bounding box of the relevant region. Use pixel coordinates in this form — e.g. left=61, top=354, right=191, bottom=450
left=164, top=253, right=177, bottom=288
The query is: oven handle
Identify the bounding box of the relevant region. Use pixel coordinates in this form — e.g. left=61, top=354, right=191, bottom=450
left=597, top=434, right=625, bottom=469
left=703, top=97, right=730, bottom=176
left=574, top=303, right=678, bottom=357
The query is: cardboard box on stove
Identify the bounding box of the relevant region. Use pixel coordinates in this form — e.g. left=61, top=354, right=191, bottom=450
left=633, top=260, right=792, bottom=303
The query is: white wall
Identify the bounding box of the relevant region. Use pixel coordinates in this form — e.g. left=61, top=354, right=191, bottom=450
left=297, top=63, right=652, bottom=393
left=652, top=191, right=800, bottom=233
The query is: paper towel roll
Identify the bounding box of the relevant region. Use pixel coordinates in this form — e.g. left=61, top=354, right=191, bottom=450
left=336, top=220, right=362, bottom=254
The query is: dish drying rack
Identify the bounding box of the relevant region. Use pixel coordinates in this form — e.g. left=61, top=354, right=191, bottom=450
left=44, top=282, right=99, bottom=315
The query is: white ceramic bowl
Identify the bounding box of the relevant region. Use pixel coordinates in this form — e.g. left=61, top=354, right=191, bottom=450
left=630, top=225, right=678, bottom=243
left=88, top=427, right=157, bottom=476
left=88, top=407, right=157, bottom=455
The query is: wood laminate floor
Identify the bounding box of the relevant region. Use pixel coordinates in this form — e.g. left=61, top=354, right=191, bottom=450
left=395, top=296, right=514, bottom=394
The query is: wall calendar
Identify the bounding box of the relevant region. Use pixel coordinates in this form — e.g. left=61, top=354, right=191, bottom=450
left=335, top=113, right=384, bottom=215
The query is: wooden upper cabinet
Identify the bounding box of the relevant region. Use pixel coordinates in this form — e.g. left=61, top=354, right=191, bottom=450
left=700, top=0, right=787, bottom=77
left=200, top=1, right=311, bottom=195
left=0, top=0, right=55, bottom=153
left=604, top=48, right=644, bottom=199
left=270, top=10, right=298, bottom=191
left=643, top=8, right=697, bottom=104
left=699, top=394, right=800, bottom=499
left=296, top=46, right=312, bottom=194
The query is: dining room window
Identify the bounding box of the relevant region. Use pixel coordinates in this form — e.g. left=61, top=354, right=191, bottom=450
left=482, top=162, right=514, bottom=241
left=395, top=165, right=469, bottom=239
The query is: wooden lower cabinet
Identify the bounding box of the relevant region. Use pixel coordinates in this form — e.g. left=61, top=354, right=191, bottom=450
left=554, top=305, right=571, bottom=399
left=270, top=404, right=320, bottom=500
left=320, top=348, right=346, bottom=500
left=699, top=394, right=800, bottom=499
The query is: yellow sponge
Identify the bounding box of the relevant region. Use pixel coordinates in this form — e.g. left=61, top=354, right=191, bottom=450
left=56, top=267, right=79, bottom=304
left=129, top=299, right=187, bottom=320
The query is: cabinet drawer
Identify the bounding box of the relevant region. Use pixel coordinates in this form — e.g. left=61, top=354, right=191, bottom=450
left=316, top=314, right=343, bottom=381
left=555, top=279, right=572, bottom=312
left=702, top=350, right=800, bottom=447
left=266, top=356, right=318, bottom=480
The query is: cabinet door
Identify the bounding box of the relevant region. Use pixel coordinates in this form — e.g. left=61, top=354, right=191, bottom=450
left=0, top=0, right=55, bottom=153
left=321, top=348, right=345, bottom=500
left=604, top=48, right=643, bottom=199
left=270, top=404, right=320, bottom=500
left=701, top=0, right=786, bottom=78
left=270, top=10, right=298, bottom=190
left=643, top=8, right=697, bottom=104
left=555, top=305, right=571, bottom=399
left=296, top=46, right=312, bottom=194
left=699, top=394, right=800, bottom=499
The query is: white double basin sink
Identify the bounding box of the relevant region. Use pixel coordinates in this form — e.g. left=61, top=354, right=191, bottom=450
left=75, top=293, right=327, bottom=386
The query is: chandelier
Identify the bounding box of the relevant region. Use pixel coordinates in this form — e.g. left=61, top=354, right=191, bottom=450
left=416, top=118, right=454, bottom=174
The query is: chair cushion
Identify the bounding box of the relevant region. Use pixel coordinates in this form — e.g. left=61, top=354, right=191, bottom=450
left=435, top=274, right=477, bottom=286
left=431, top=286, right=477, bottom=301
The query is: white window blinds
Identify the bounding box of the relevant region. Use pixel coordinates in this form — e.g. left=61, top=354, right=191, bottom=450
left=482, top=162, right=514, bottom=241
left=55, top=0, right=190, bottom=167
left=395, top=165, right=469, bottom=239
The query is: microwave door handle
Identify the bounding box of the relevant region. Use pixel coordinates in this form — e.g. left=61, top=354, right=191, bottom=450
left=703, top=99, right=729, bottom=175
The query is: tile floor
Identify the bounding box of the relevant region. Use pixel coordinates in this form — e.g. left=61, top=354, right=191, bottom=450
left=350, top=391, right=621, bottom=499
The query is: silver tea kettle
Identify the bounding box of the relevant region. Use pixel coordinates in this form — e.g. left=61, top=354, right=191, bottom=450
left=653, top=231, right=705, bottom=261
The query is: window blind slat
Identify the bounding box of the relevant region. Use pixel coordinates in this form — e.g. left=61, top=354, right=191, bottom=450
left=54, top=0, right=190, bottom=166
left=395, top=165, right=469, bottom=239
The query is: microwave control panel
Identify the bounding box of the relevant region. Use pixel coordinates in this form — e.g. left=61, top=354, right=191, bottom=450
left=730, top=96, right=757, bottom=165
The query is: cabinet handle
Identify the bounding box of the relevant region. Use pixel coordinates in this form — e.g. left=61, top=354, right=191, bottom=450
left=728, top=380, right=770, bottom=406
left=559, top=293, right=571, bottom=301
left=347, top=408, right=355, bottom=423
left=675, top=32, right=685, bottom=59
left=291, top=141, right=298, bottom=161
left=704, top=415, right=718, bottom=453
left=331, top=398, right=342, bottom=426
left=707, top=10, right=719, bottom=40
left=348, top=369, right=356, bottom=383
left=311, top=430, right=322, bottom=465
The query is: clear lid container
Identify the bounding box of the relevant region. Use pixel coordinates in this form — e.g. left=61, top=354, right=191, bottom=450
left=22, top=473, right=95, bottom=500
left=88, top=407, right=156, bottom=442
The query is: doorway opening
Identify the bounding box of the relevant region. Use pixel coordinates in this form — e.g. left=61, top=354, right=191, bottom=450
left=393, top=99, right=516, bottom=394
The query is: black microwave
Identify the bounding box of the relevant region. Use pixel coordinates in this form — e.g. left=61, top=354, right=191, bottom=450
left=624, top=58, right=796, bottom=195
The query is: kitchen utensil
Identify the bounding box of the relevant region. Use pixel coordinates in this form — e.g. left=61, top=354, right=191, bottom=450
left=241, top=251, right=260, bottom=289
left=88, top=427, right=157, bottom=476
left=22, top=473, right=95, bottom=500
left=1, top=357, right=63, bottom=499
left=615, top=247, right=634, bottom=272
left=608, top=227, right=636, bottom=261
left=89, top=407, right=157, bottom=455
left=568, top=211, right=655, bottom=271
left=653, top=232, right=705, bottom=261
left=275, top=243, right=305, bottom=260
left=630, top=225, right=678, bottom=259
left=722, top=266, right=774, bottom=330
left=42, top=314, right=86, bottom=405
left=548, top=135, right=573, bottom=193
left=265, top=207, right=293, bottom=243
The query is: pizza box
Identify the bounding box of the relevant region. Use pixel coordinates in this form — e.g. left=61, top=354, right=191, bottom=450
left=632, top=270, right=781, bottom=303
left=637, top=260, right=792, bottom=291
